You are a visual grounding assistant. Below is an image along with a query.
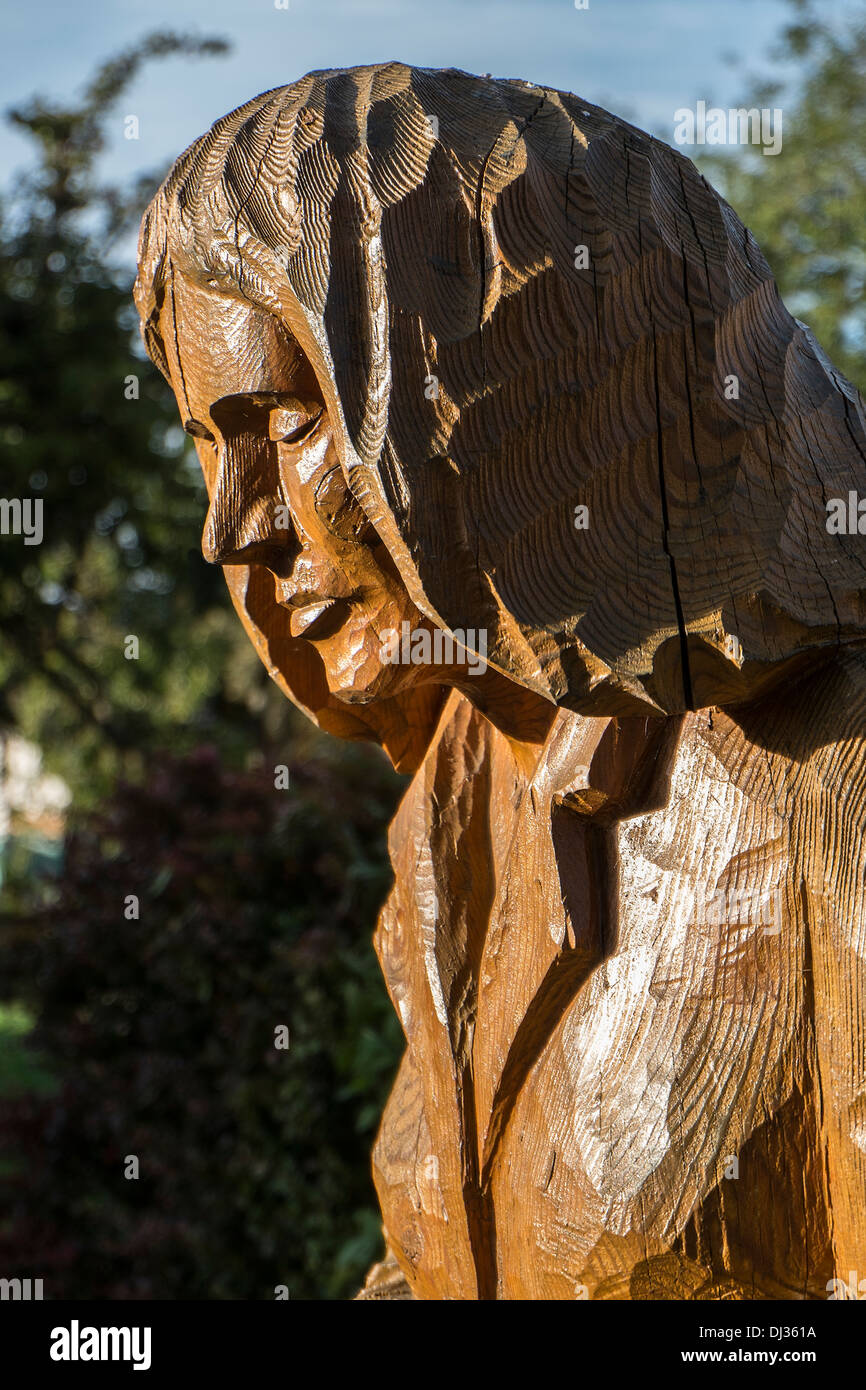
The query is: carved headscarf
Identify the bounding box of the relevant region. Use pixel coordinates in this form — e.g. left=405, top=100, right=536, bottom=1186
left=135, top=61, right=866, bottom=747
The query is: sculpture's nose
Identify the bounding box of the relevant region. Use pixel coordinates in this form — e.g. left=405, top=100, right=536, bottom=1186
left=202, top=503, right=289, bottom=568
left=202, top=433, right=293, bottom=570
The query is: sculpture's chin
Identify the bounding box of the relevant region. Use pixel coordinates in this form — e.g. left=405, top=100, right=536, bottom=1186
left=330, top=687, right=377, bottom=706
left=309, top=629, right=415, bottom=707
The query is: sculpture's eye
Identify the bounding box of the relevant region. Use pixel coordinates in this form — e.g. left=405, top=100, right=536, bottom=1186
left=183, top=418, right=215, bottom=443
left=269, top=406, right=323, bottom=446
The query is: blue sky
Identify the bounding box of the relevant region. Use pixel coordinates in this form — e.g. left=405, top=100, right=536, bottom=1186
left=0, top=2, right=802, bottom=176
left=0, top=0, right=860, bottom=236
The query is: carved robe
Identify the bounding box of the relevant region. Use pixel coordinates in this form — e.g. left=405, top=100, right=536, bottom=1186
left=374, top=652, right=866, bottom=1299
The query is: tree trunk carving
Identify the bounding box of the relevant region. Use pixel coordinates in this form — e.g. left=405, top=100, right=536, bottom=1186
left=134, top=62, right=866, bottom=1300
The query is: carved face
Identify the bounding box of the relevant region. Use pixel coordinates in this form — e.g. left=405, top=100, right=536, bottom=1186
left=160, top=268, right=473, bottom=705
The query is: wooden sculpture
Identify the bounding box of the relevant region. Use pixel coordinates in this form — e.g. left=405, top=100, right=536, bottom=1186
left=134, top=63, right=866, bottom=1301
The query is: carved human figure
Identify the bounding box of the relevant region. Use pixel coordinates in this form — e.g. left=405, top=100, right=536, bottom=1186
left=135, top=64, right=866, bottom=1300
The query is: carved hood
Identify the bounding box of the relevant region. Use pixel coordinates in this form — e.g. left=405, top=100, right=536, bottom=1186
left=135, top=61, right=866, bottom=729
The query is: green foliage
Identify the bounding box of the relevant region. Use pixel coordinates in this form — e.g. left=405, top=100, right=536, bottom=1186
left=0, top=32, right=291, bottom=806
left=0, top=746, right=404, bottom=1300
left=0, top=1003, right=57, bottom=1100
left=0, top=34, right=405, bottom=1300
left=698, top=0, right=866, bottom=390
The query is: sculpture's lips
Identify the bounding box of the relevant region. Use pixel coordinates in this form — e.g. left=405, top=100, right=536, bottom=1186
left=285, top=597, right=347, bottom=639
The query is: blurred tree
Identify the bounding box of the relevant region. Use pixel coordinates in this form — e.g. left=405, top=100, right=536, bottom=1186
left=0, top=36, right=407, bottom=1302
left=0, top=746, right=403, bottom=1300
left=0, top=32, right=303, bottom=805
left=699, top=0, right=866, bottom=389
